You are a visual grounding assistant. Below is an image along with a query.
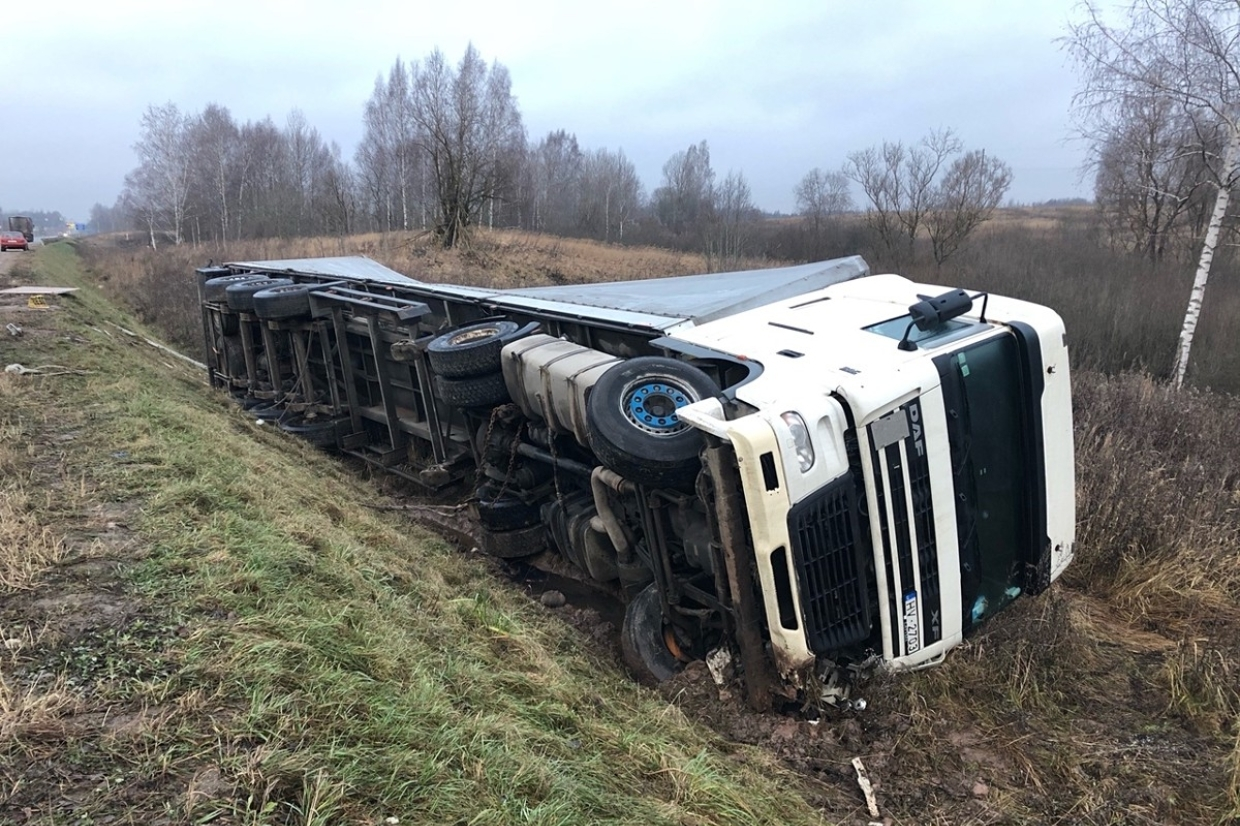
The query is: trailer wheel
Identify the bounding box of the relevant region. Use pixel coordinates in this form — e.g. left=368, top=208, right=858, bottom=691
left=478, top=523, right=547, bottom=559
left=586, top=357, right=718, bottom=488
left=225, top=278, right=294, bottom=312
left=254, top=284, right=313, bottom=319
left=473, top=482, right=541, bottom=532
left=204, top=273, right=264, bottom=303
left=621, top=584, right=682, bottom=683
left=427, top=320, right=520, bottom=378
left=249, top=401, right=287, bottom=422
left=279, top=415, right=344, bottom=447
left=435, top=371, right=510, bottom=408
left=218, top=312, right=240, bottom=336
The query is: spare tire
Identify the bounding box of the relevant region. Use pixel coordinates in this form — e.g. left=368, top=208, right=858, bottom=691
left=434, top=371, right=510, bottom=408
left=478, top=524, right=547, bottom=559
left=254, top=284, right=314, bottom=320
left=204, top=273, right=264, bottom=303
left=427, top=320, right=520, bottom=378
left=225, top=278, right=294, bottom=312
left=586, top=356, right=718, bottom=489
left=473, top=481, right=541, bottom=532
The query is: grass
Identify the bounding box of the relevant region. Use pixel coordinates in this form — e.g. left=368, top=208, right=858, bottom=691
left=3, top=236, right=1239, bottom=823
left=1, top=243, right=826, bottom=825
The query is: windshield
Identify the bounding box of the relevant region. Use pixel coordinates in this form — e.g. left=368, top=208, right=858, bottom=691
left=934, top=333, right=1031, bottom=631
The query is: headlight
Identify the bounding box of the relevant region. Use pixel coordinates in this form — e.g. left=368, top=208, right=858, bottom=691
left=780, top=411, right=815, bottom=473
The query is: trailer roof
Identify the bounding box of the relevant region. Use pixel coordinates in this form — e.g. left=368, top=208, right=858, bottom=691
left=502, top=256, right=869, bottom=327
left=227, top=256, right=418, bottom=287
left=225, top=254, right=871, bottom=331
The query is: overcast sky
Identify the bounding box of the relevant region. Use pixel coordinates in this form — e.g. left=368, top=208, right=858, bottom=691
left=1, top=0, right=1091, bottom=222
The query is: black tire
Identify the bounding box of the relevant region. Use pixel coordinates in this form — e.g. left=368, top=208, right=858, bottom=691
left=621, top=584, right=681, bottom=684
left=478, top=524, right=547, bottom=559
left=218, top=312, right=240, bottom=336
left=279, top=415, right=344, bottom=448
left=435, top=371, right=510, bottom=408
left=225, top=278, right=294, bottom=312
left=586, top=357, right=718, bottom=489
left=204, top=273, right=264, bottom=303
left=473, top=482, right=541, bottom=532
left=253, top=284, right=313, bottom=320
left=251, top=403, right=286, bottom=422
left=427, top=320, right=520, bottom=378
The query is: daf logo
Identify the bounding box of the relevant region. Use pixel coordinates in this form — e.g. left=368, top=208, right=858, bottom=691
left=908, top=401, right=925, bottom=457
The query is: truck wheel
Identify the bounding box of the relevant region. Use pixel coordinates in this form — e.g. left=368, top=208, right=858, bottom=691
left=427, top=320, right=520, bottom=378
left=473, top=481, right=541, bottom=532
left=621, top=584, right=682, bottom=684
left=435, top=371, right=510, bottom=408
left=586, top=357, right=718, bottom=488
left=225, top=278, right=294, bottom=312
left=204, top=273, right=264, bottom=303
left=478, top=523, right=547, bottom=559
left=254, top=284, right=313, bottom=319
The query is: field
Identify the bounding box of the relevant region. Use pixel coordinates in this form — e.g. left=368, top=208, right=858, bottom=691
left=2, top=223, right=1239, bottom=824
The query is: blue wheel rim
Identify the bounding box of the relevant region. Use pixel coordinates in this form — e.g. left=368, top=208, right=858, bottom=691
left=623, top=380, right=692, bottom=435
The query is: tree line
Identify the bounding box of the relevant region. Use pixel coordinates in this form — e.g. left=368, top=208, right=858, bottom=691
left=106, top=43, right=1021, bottom=271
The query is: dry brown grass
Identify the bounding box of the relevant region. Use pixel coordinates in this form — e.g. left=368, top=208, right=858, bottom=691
left=0, top=672, right=82, bottom=746
left=78, top=229, right=772, bottom=352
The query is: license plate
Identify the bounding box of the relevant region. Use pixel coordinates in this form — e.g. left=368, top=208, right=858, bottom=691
left=903, top=591, right=921, bottom=654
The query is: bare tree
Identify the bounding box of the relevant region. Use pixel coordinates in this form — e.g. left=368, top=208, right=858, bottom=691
left=132, top=102, right=192, bottom=244
left=794, top=168, right=853, bottom=257
left=410, top=45, right=525, bottom=248
left=653, top=140, right=715, bottom=238
left=186, top=103, right=239, bottom=244
left=121, top=165, right=162, bottom=249
left=704, top=170, right=757, bottom=271
left=529, top=130, right=583, bottom=233
left=925, top=150, right=1013, bottom=265
left=577, top=148, right=644, bottom=241
left=844, top=129, right=961, bottom=267
left=1089, top=85, right=1214, bottom=261
left=795, top=168, right=852, bottom=232
left=1067, top=0, right=1240, bottom=388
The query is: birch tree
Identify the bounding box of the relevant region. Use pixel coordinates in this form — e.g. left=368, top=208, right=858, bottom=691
left=133, top=103, right=192, bottom=244
left=1068, top=0, right=1240, bottom=388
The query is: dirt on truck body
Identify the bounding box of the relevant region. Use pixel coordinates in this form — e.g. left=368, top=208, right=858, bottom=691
left=196, top=254, right=1076, bottom=709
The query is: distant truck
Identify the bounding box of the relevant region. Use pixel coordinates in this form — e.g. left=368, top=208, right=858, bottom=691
left=195, top=255, right=1076, bottom=710
left=8, top=216, right=34, bottom=243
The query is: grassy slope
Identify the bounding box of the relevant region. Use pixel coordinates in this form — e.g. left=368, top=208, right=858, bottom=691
left=1, top=245, right=827, bottom=824
left=5, top=240, right=1239, bottom=825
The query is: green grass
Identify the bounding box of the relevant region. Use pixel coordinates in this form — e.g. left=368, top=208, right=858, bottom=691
left=1, top=243, right=830, bottom=824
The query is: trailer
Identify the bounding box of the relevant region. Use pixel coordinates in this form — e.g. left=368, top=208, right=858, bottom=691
left=8, top=216, right=34, bottom=243
left=195, top=254, right=1076, bottom=710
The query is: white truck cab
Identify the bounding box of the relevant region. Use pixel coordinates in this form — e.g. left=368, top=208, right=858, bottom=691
left=676, top=273, right=1075, bottom=681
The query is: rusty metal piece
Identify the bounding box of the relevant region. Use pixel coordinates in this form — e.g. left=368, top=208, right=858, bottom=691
left=703, top=439, right=778, bottom=712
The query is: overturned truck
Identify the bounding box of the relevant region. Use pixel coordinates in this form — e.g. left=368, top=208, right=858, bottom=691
left=196, top=255, right=1075, bottom=710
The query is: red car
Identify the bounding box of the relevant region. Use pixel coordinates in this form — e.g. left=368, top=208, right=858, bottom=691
left=0, top=231, right=29, bottom=251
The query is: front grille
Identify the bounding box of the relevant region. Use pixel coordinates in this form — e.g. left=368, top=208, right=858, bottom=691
left=866, top=399, right=943, bottom=655
left=787, top=473, right=870, bottom=651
